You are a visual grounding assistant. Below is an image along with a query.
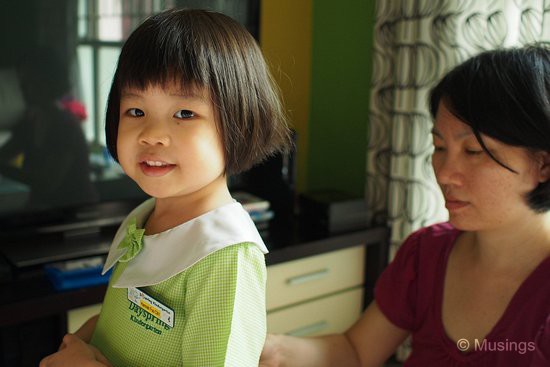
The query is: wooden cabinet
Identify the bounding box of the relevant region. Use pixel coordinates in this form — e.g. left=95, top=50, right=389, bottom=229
left=68, top=245, right=367, bottom=336
left=267, top=288, right=363, bottom=336
left=266, top=245, right=365, bottom=336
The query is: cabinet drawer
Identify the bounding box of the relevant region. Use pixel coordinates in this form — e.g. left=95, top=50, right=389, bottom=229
left=267, top=287, right=363, bottom=336
left=267, top=245, right=365, bottom=310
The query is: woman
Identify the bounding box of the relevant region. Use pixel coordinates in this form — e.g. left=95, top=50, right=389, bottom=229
left=261, top=45, right=550, bottom=366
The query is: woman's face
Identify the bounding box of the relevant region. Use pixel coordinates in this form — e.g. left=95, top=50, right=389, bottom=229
left=431, top=102, right=548, bottom=231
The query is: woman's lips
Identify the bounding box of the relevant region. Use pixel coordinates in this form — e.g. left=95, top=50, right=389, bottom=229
left=445, top=199, right=469, bottom=211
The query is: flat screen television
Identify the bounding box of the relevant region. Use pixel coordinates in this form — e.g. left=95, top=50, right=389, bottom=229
left=0, top=0, right=264, bottom=268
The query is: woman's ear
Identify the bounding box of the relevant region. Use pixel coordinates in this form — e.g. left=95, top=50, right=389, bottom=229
left=537, top=151, right=550, bottom=183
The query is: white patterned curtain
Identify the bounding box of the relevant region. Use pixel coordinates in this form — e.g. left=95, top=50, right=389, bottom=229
left=366, top=0, right=550, bottom=256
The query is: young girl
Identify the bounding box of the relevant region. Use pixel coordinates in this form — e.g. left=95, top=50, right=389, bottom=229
left=260, top=45, right=550, bottom=366
left=40, top=8, right=291, bottom=367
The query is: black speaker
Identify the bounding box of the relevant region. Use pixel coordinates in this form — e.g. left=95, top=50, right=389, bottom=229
left=229, top=130, right=297, bottom=221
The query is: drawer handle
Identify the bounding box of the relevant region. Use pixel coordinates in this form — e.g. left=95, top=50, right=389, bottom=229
left=287, top=321, right=329, bottom=337
left=287, top=269, right=330, bottom=285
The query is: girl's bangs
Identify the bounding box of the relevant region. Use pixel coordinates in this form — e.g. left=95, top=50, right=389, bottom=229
left=117, top=58, right=207, bottom=95
left=116, top=24, right=210, bottom=94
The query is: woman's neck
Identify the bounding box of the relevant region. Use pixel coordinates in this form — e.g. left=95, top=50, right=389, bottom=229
left=469, top=212, right=550, bottom=272
left=145, top=175, right=233, bottom=234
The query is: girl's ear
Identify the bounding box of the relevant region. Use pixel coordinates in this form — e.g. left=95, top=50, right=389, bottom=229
left=537, top=151, right=550, bottom=183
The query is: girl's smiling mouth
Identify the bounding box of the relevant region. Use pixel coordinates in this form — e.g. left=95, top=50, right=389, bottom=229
left=139, top=160, right=176, bottom=177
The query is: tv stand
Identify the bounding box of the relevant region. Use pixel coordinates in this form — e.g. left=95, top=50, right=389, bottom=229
left=1, top=232, right=112, bottom=269
left=1, top=224, right=389, bottom=367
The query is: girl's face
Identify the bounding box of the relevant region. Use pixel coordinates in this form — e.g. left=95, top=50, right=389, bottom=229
left=431, top=102, right=548, bottom=231
left=117, top=82, right=226, bottom=201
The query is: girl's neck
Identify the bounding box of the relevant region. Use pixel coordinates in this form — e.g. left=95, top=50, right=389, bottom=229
left=145, top=175, right=233, bottom=235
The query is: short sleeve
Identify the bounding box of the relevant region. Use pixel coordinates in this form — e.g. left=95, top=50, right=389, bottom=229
left=181, top=242, right=266, bottom=367
left=375, top=229, right=422, bottom=331
left=531, top=313, right=550, bottom=366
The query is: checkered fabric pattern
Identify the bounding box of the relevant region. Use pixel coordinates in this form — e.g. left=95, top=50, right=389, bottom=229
left=91, top=242, right=267, bottom=366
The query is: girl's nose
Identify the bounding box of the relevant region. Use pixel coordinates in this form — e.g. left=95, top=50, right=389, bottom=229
left=138, top=121, right=170, bottom=146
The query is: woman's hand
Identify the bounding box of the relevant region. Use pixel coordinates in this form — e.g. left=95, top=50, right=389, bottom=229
left=258, top=302, right=409, bottom=367
left=39, top=334, right=112, bottom=367
left=260, top=334, right=283, bottom=367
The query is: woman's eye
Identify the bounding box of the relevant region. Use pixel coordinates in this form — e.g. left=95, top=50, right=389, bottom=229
left=433, top=146, right=445, bottom=153
left=466, top=149, right=483, bottom=155
left=174, top=110, right=194, bottom=119
left=127, top=108, right=144, bottom=117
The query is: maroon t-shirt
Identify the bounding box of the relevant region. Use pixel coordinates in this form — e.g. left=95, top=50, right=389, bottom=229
left=375, top=223, right=550, bottom=366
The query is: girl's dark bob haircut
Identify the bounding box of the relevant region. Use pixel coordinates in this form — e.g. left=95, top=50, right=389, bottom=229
left=105, top=8, right=292, bottom=175
left=429, top=44, right=550, bottom=212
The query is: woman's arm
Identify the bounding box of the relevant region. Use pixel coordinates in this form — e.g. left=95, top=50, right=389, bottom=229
left=345, top=301, right=410, bottom=366
left=73, top=314, right=99, bottom=343
left=261, top=301, right=409, bottom=367
left=261, top=333, right=361, bottom=367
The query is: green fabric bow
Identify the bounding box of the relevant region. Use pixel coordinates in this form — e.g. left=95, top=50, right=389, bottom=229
left=117, top=217, right=145, bottom=263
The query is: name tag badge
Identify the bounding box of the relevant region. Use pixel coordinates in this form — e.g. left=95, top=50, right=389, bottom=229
left=127, top=287, right=175, bottom=328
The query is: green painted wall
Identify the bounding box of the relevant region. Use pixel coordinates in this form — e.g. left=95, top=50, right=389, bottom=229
left=307, top=1, right=375, bottom=196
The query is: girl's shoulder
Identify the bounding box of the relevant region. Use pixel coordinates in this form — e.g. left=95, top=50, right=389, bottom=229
left=188, top=242, right=265, bottom=274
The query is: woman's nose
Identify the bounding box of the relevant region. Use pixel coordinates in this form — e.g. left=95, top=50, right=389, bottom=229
left=433, top=153, right=463, bottom=187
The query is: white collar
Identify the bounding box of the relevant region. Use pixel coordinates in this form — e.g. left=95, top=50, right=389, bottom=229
left=102, top=198, right=268, bottom=288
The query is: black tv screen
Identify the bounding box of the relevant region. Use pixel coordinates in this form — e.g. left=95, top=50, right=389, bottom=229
left=0, top=1, right=260, bottom=243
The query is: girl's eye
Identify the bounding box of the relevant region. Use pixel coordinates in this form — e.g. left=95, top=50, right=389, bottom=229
left=127, top=108, right=144, bottom=117
left=466, top=149, right=483, bottom=155
left=433, top=146, right=445, bottom=153
left=174, top=110, right=194, bottom=119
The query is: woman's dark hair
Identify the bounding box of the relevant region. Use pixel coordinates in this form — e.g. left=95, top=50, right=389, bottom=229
left=105, top=8, right=292, bottom=175
left=429, top=44, right=550, bottom=212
